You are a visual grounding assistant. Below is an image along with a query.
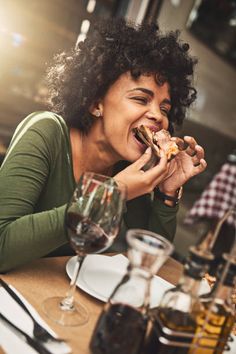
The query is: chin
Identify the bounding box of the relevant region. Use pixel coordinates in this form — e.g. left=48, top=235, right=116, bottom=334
left=124, top=151, right=142, bottom=162
left=115, top=143, right=142, bottom=162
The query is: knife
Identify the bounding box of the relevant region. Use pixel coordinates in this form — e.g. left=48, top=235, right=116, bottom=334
left=0, top=279, right=71, bottom=354
left=0, top=278, right=44, bottom=325
left=0, top=313, right=52, bottom=354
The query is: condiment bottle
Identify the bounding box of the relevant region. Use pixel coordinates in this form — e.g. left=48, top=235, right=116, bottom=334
left=145, top=252, right=210, bottom=354
left=188, top=209, right=235, bottom=292
left=189, top=254, right=236, bottom=354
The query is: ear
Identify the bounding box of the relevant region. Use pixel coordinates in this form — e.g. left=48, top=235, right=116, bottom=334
left=89, top=102, right=103, bottom=117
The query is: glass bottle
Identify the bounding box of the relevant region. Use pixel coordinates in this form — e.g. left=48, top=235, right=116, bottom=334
left=191, top=209, right=234, bottom=279
left=189, top=254, right=236, bottom=354
left=89, top=228, right=173, bottom=354
left=145, top=253, right=210, bottom=354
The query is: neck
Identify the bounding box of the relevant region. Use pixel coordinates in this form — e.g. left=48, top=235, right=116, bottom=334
left=69, top=125, right=120, bottom=182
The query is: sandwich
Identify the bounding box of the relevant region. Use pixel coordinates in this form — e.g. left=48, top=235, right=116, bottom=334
left=133, top=125, right=182, bottom=170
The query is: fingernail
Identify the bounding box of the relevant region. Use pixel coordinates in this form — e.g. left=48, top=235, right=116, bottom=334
left=145, top=147, right=151, bottom=154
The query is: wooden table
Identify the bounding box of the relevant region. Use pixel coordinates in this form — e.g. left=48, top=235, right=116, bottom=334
left=1, top=256, right=183, bottom=354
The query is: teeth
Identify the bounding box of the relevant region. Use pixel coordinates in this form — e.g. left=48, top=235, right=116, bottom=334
left=135, top=134, right=145, bottom=144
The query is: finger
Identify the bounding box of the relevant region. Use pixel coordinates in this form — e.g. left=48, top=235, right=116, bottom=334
left=171, top=137, right=187, bottom=151
left=184, top=136, right=197, bottom=147
left=195, top=144, right=205, bottom=159
left=193, top=145, right=205, bottom=162
left=153, top=154, right=169, bottom=186
left=184, top=136, right=198, bottom=156
left=144, top=149, right=168, bottom=178
left=191, top=145, right=205, bottom=166
left=193, top=158, right=207, bottom=173
left=133, top=147, right=153, bottom=170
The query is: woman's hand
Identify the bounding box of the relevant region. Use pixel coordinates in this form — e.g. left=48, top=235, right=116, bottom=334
left=114, top=147, right=168, bottom=200
left=159, top=136, right=207, bottom=195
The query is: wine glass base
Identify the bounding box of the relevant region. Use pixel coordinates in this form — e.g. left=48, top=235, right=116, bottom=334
left=42, top=296, right=89, bottom=326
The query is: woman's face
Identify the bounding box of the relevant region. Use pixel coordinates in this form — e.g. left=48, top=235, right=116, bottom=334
left=98, top=72, right=171, bottom=162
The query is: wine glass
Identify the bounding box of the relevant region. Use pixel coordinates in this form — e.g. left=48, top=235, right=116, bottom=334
left=42, top=172, right=126, bottom=326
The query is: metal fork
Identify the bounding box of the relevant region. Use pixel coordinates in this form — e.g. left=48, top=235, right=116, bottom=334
left=0, top=278, right=65, bottom=344
left=31, top=319, right=63, bottom=342
left=0, top=312, right=52, bottom=354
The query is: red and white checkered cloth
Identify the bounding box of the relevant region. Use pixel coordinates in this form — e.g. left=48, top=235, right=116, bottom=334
left=184, top=163, right=236, bottom=226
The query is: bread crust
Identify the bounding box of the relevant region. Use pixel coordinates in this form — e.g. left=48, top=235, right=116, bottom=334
left=134, top=125, right=180, bottom=161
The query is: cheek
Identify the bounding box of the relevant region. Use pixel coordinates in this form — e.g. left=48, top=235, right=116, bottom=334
left=103, top=110, right=134, bottom=134
left=163, top=118, right=169, bottom=130
left=102, top=119, right=124, bottom=144
left=103, top=117, right=132, bottom=153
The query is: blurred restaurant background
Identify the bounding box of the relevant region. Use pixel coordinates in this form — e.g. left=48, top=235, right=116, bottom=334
left=0, top=0, right=235, bottom=260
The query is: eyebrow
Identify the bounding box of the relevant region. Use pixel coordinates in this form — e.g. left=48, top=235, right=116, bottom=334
left=127, top=87, right=171, bottom=105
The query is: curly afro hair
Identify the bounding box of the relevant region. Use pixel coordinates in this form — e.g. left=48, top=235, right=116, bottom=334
left=47, top=18, right=197, bottom=134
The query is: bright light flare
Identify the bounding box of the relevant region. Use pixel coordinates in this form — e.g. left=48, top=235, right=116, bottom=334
left=0, top=5, right=26, bottom=51
left=87, top=0, right=96, bottom=13
left=0, top=4, right=20, bottom=33
left=80, top=19, right=90, bottom=34
left=12, top=32, right=25, bottom=47
left=75, top=20, right=91, bottom=48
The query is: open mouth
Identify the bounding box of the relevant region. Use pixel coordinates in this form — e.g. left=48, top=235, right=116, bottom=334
left=132, top=126, right=161, bottom=170
left=133, top=125, right=182, bottom=162
left=132, top=128, right=147, bottom=145
left=132, top=126, right=159, bottom=150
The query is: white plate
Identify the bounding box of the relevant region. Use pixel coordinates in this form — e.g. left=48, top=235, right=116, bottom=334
left=66, top=254, right=210, bottom=308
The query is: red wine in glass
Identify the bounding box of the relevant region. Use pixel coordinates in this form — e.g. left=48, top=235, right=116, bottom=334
left=67, top=211, right=115, bottom=254
left=42, top=172, right=126, bottom=326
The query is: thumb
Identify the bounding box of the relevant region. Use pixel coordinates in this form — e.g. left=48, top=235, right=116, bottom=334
left=134, top=147, right=153, bottom=170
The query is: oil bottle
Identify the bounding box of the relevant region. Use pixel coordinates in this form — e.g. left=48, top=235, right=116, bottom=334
left=189, top=254, right=236, bottom=354
left=145, top=253, right=211, bottom=354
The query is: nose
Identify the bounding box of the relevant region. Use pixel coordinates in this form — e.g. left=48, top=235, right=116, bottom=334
left=146, top=104, right=163, bottom=124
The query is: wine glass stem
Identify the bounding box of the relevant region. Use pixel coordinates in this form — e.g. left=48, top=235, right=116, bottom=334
left=60, top=255, right=85, bottom=311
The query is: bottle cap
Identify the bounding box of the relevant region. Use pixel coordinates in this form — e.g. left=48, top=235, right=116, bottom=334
left=189, top=245, right=214, bottom=262
left=184, top=257, right=210, bottom=280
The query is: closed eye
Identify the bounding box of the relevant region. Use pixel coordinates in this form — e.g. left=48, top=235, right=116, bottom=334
left=131, top=96, right=149, bottom=105
left=160, top=104, right=171, bottom=117
left=161, top=108, right=170, bottom=116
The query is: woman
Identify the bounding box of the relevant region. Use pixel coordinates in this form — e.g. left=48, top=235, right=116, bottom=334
left=0, top=19, right=206, bottom=272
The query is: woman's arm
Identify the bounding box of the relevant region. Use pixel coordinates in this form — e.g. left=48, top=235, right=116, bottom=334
left=113, top=156, right=178, bottom=243
left=148, top=199, right=178, bottom=242
left=0, top=114, right=70, bottom=272
left=123, top=194, right=177, bottom=243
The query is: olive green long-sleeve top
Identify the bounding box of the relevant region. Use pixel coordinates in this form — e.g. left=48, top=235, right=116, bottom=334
left=0, top=111, right=178, bottom=272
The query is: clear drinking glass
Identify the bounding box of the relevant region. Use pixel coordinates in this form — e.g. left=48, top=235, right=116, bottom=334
left=42, top=172, right=126, bottom=326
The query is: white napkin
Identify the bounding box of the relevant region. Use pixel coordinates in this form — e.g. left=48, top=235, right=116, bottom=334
left=0, top=285, right=71, bottom=354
